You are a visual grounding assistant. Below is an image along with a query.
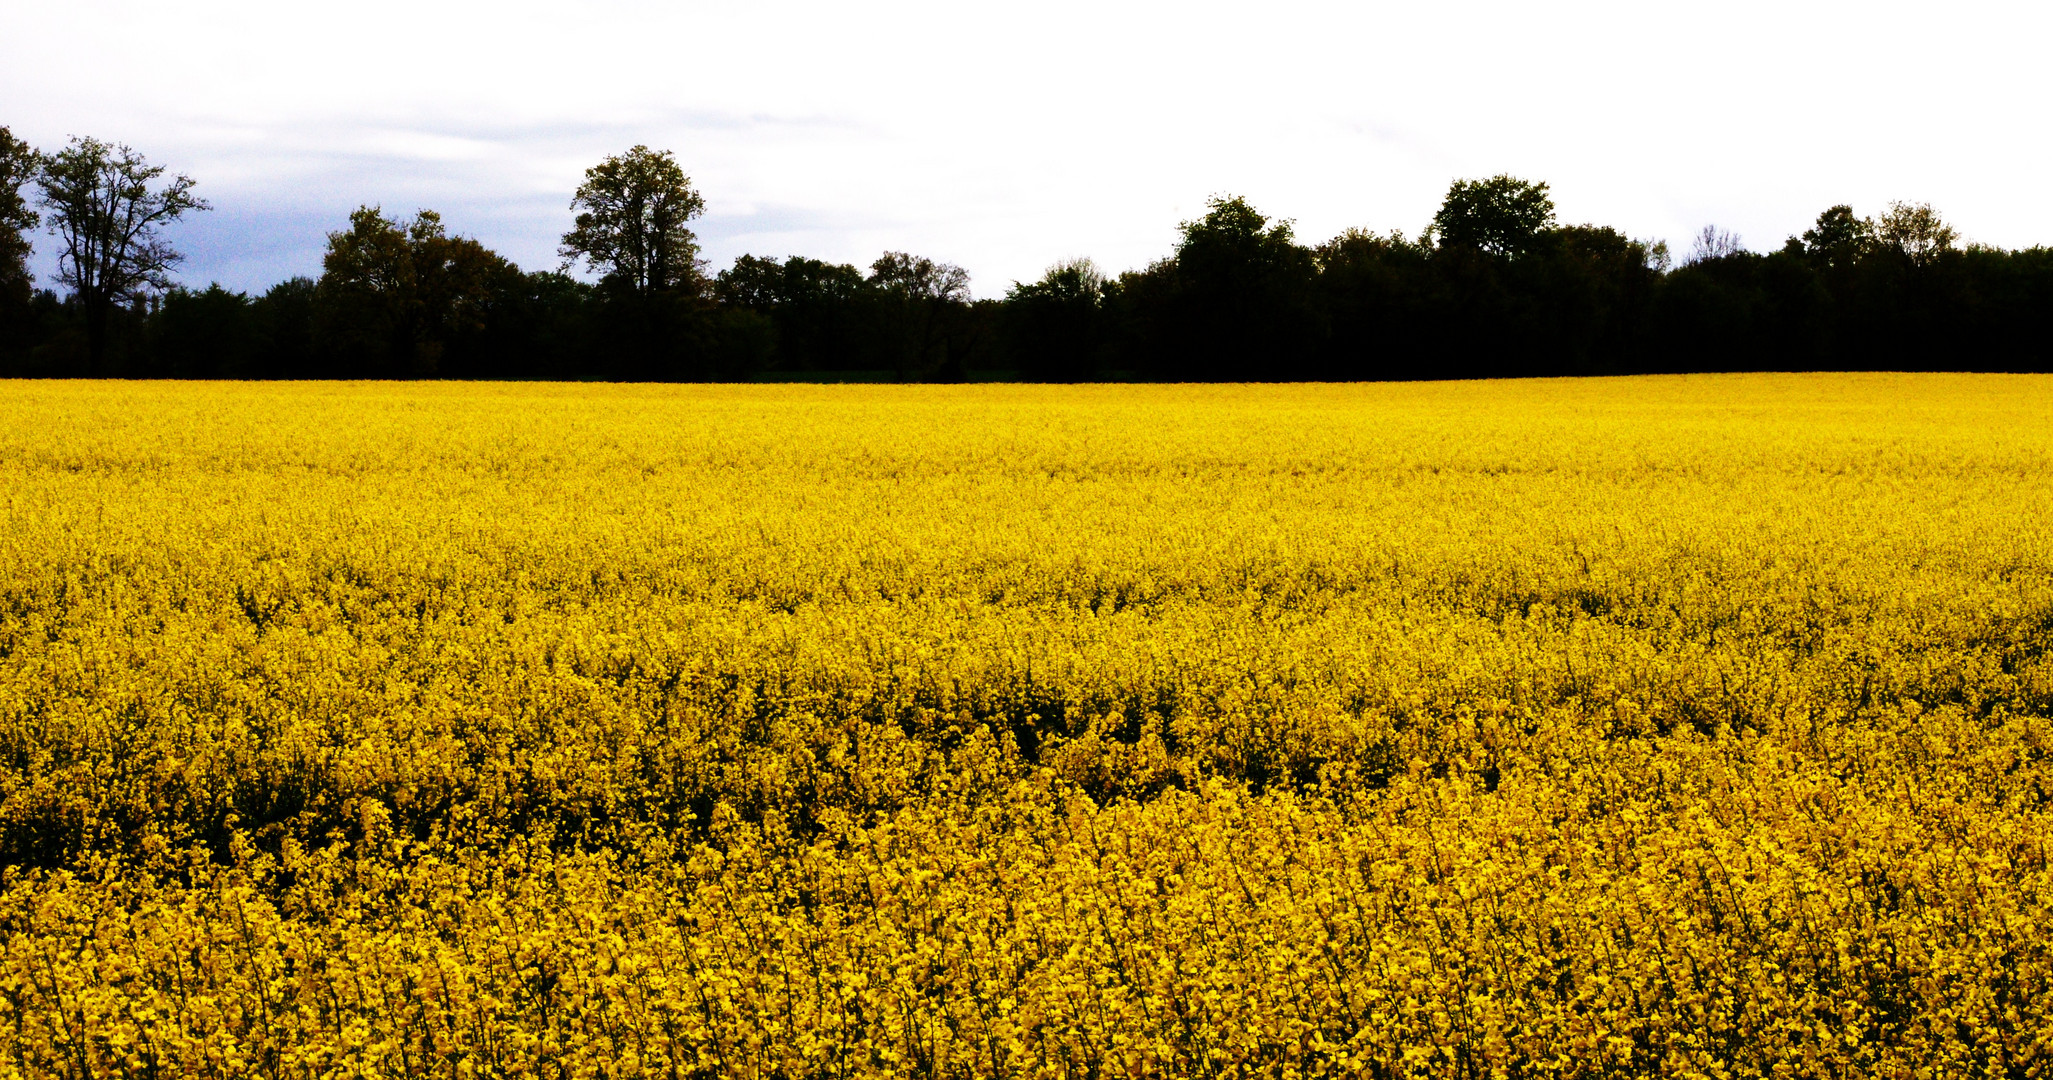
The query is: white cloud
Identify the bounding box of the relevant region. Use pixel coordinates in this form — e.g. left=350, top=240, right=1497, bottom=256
left=7, top=0, right=2048, bottom=294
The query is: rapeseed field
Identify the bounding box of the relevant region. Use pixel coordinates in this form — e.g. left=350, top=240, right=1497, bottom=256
left=0, top=375, right=2049, bottom=1079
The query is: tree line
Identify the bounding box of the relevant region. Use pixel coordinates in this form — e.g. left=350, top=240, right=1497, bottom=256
left=3, top=129, right=2050, bottom=381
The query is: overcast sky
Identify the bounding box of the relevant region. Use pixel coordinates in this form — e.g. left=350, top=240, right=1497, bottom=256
left=6, top=0, right=2048, bottom=296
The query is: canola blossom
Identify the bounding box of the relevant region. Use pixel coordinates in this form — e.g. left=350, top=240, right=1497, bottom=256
left=0, top=375, right=2049, bottom=1078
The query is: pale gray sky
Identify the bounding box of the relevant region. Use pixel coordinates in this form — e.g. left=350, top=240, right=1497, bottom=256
left=5, top=0, right=2047, bottom=296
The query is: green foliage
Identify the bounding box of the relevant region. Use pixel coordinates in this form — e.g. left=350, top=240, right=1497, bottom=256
left=714, top=253, right=794, bottom=309
left=869, top=250, right=970, bottom=302
left=868, top=251, right=974, bottom=379
left=31, top=136, right=208, bottom=370
left=1432, top=174, right=1556, bottom=257
left=0, top=126, right=37, bottom=296
left=716, top=255, right=874, bottom=372
left=0, top=127, right=39, bottom=362
left=1797, top=204, right=1875, bottom=268
left=1875, top=201, right=1960, bottom=267
left=559, top=145, right=706, bottom=299
left=1122, top=195, right=1321, bottom=378
left=12, top=149, right=2053, bottom=380
left=154, top=285, right=258, bottom=378
left=1003, top=259, right=1108, bottom=381
left=315, top=206, right=518, bottom=377
left=1175, top=195, right=1307, bottom=275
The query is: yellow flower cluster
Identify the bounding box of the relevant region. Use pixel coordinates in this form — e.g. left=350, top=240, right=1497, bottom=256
left=0, top=375, right=2049, bottom=1078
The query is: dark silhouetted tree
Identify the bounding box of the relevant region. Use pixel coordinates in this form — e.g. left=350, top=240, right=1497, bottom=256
left=155, top=285, right=259, bottom=378
left=559, top=146, right=718, bottom=378
left=716, top=255, right=871, bottom=371
left=1794, top=205, right=1873, bottom=269
left=252, top=277, right=318, bottom=377
left=1417, top=178, right=1554, bottom=375
left=1686, top=226, right=1746, bottom=265
left=1865, top=202, right=1968, bottom=365
left=1526, top=225, right=1666, bottom=375
left=474, top=271, right=596, bottom=379
left=1122, top=195, right=1319, bottom=379
left=869, top=252, right=972, bottom=379
left=0, top=127, right=40, bottom=360
left=34, top=137, right=208, bottom=372
left=560, top=146, right=706, bottom=299
left=1874, top=201, right=1958, bottom=268
left=715, top=254, right=789, bottom=311
left=1432, top=175, right=1554, bottom=257
left=1314, top=228, right=1433, bottom=379
left=315, top=206, right=516, bottom=377
left=1001, top=259, right=1107, bottom=381
left=0, top=128, right=36, bottom=300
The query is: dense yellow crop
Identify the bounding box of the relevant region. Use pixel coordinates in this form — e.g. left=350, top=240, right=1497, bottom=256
left=0, top=375, right=2050, bottom=1078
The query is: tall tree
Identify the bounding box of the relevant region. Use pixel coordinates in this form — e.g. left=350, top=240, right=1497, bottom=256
left=1314, top=227, right=1435, bottom=379
left=0, top=127, right=39, bottom=359
left=1796, top=205, right=1874, bottom=269
left=559, top=146, right=706, bottom=299
left=0, top=127, right=38, bottom=299
left=713, top=254, right=790, bottom=310
left=869, top=252, right=972, bottom=379
left=714, top=255, right=870, bottom=371
left=315, top=206, right=516, bottom=377
left=1432, top=175, right=1555, bottom=257
left=1123, top=195, right=1319, bottom=379
left=1002, top=259, right=1108, bottom=381
left=1874, top=201, right=1958, bottom=267
left=35, top=137, right=208, bottom=370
